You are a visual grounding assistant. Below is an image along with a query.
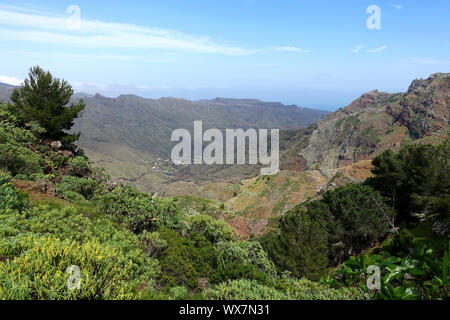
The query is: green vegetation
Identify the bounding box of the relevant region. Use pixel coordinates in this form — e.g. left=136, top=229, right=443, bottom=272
left=261, top=183, right=394, bottom=278
left=0, top=68, right=448, bottom=300
left=10, top=66, right=85, bottom=145
left=367, top=141, right=449, bottom=222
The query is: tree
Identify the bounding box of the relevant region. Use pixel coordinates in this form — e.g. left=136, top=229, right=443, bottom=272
left=306, top=183, right=395, bottom=265
left=261, top=207, right=329, bottom=280
left=10, top=66, right=85, bottom=145
left=367, top=141, right=449, bottom=222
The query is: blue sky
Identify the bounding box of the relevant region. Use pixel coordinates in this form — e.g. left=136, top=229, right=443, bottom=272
left=0, top=0, right=449, bottom=110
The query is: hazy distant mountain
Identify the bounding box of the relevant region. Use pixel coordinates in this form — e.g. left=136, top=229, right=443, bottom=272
left=0, top=83, right=13, bottom=102
left=74, top=94, right=327, bottom=157
left=71, top=93, right=328, bottom=192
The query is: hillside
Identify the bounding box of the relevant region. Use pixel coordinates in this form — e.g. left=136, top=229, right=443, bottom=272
left=71, top=94, right=327, bottom=193
left=283, top=73, right=450, bottom=173
left=0, top=82, right=13, bottom=102
left=217, top=73, right=450, bottom=236
left=0, top=68, right=448, bottom=300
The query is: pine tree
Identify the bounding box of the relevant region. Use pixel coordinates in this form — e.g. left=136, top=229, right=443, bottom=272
left=10, top=66, right=85, bottom=145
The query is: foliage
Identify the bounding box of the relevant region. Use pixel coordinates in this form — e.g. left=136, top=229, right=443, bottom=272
left=261, top=207, right=329, bottom=280
left=0, top=199, right=160, bottom=299
left=99, top=185, right=180, bottom=233
left=55, top=175, right=96, bottom=201
left=331, top=239, right=450, bottom=300
left=69, top=156, right=89, bottom=177
left=10, top=66, right=85, bottom=143
left=0, top=120, right=42, bottom=176
left=0, top=237, right=139, bottom=299
left=210, top=240, right=277, bottom=285
left=204, top=279, right=288, bottom=300
left=181, top=214, right=236, bottom=243
left=306, top=183, right=395, bottom=265
left=276, top=275, right=363, bottom=300
left=0, top=143, right=42, bottom=176
left=155, top=228, right=216, bottom=289
left=0, top=173, right=28, bottom=212
left=368, top=140, right=450, bottom=223
left=204, top=277, right=363, bottom=300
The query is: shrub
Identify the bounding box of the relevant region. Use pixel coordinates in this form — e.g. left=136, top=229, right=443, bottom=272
left=368, top=140, right=449, bottom=223
left=0, top=203, right=160, bottom=299
left=99, top=185, right=180, bottom=233
left=69, top=156, right=89, bottom=177
left=211, top=241, right=277, bottom=285
left=55, top=175, right=95, bottom=200
left=138, top=230, right=168, bottom=257
left=62, top=190, right=86, bottom=202
left=168, top=286, right=189, bottom=300
left=204, top=279, right=288, bottom=300
left=275, top=276, right=363, bottom=300
left=155, top=228, right=212, bottom=289
left=0, top=173, right=28, bottom=212
left=306, top=183, right=395, bottom=265
left=0, top=237, right=139, bottom=299
left=261, top=208, right=329, bottom=280
left=181, top=214, right=236, bottom=243
left=0, top=143, right=42, bottom=176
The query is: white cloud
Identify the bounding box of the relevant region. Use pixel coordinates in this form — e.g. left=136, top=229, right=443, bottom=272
left=273, top=46, right=309, bottom=53
left=0, top=75, right=22, bottom=85
left=366, top=45, right=388, bottom=53
left=137, top=85, right=152, bottom=90
left=388, top=3, right=403, bottom=10
left=0, top=5, right=257, bottom=56
left=351, top=45, right=364, bottom=54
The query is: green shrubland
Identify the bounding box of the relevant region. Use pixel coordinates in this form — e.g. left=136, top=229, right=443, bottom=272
left=0, top=67, right=447, bottom=300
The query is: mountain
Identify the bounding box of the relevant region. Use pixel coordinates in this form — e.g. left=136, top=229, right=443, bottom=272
left=219, top=73, right=449, bottom=237
left=0, top=82, right=13, bottom=102
left=72, top=94, right=328, bottom=192
left=281, top=73, right=449, bottom=176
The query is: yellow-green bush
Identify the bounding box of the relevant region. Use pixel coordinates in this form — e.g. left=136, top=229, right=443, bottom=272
left=204, top=279, right=288, bottom=300
left=0, top=236, right=140, bottom=299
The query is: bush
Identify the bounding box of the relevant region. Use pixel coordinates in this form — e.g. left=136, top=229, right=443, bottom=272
left=0, top=143, right=42, bottom=176
left=368, top=140, right=449, bottom=223
left=99, top=185, right=180, bottom=233
left=0, top=203, right=160, bottom=299
left=306, top=183, right=395, bottom=265
left=204, top=279, right=288, bottom=300
left=181, top=214, right=236, bottom=243
left=155, top=228, right=215, bottom=289
left=211, top=241, right=277, bottom=285
left=0, top=173, right=28, bottom=212
left=261, top=208, right=329, bottom=280
left=332, top=239, right=450, bottom=300
left=168, top=286, right=189, bottom=300
left=0, top=237, right=139, bottom=299
left=69, top=156, right=89, bottom=177
left=55, top=175, right=95, bottom=200
left=62, top=190, right=86, bottom=202
left=276, top=275, right=363, bottom=300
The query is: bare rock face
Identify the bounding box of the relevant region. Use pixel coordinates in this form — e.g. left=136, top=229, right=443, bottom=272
left=397, top=73, right=450, bottom=139
left=50, top=141, right=63, bottom=150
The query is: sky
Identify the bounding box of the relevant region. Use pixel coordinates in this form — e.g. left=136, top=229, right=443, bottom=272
left=0, top=0, right=449, bottom=111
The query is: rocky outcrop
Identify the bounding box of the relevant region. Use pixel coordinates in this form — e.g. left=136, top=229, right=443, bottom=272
left=288, top=73, right=450, bottom=171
